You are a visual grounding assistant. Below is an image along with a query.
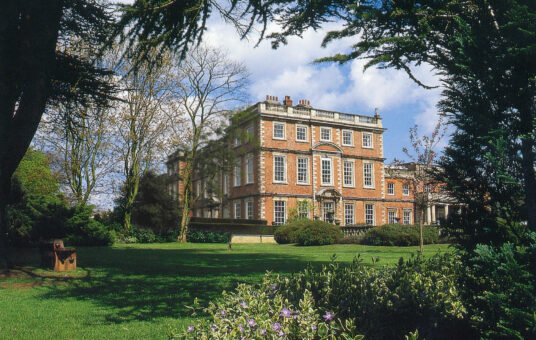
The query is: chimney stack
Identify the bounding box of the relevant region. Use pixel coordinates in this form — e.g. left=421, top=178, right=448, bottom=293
left=284, top=95, right=293, bottom=107
left=266, top=95, right=279, bottom=103
left=298, top=99, right=311, bottom=108
left=374, top=107, right=380, bottom=117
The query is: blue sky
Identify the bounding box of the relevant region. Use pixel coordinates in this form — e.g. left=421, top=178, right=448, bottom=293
left=204, top=17, right=446, bottom=163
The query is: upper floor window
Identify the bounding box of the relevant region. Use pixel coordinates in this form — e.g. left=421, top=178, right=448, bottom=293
left=363, top=162, right=374, bottom=188
left=246, top=155, right=254, bottom=184
left=362, top=132, right=373, bottom=148
left=387, top=182, right=395, bottom=195
left=246, top=125, right=254, bottom=142
left=321, top=158, right=332, bottom=185
left=343, top=161, right=354, bottom=187
left=273, top=155, right=287, bottom=182
left=273, top=122, right=285, bottom=139
left=296, top=125, right=307, bottom=142
left=342, top=130, right=353, bottom=146
left=297, top=157, right=309, bottom=184
left=234, top=161, right=241, bottom=186
left=320, top=127, right=331, bottom=141
left=403, top=183, right=410, bottom=196
left=234, top=136, right=241, bottom=147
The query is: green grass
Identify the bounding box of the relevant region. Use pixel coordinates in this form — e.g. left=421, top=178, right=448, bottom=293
left=0, top=243, right=452, bottom=339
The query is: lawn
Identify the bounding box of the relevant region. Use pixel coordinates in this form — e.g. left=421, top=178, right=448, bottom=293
left=0, top=243, right=451, bottom=339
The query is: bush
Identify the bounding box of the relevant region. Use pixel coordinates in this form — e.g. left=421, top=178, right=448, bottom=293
left=274, top=219, right=342, bottom=246
left=361, top=224, right=439, bottom=246
left=64, top=206, right=115, bottom=246
left=294, top=220, right=343, bottom=246
left=170, top=283, right=362, bottom=339
left=187, top=230, right=229, bottom=243
left=133, top=227, right=156, bottom=243
left=173, top=253, right=467, bottom=339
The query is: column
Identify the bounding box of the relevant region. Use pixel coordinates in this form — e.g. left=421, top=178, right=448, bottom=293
left=445, top=204, right=449, bottom=218
left=431, top=204, right=436, bottom=223
left=426, top=205, right=432, bottom=224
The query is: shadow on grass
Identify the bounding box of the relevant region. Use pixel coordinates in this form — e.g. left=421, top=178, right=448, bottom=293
left=13, top=246, right=334, bottom=325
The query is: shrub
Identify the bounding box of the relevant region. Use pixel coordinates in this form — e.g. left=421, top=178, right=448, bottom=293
left=64, top=206, right=115, bottom=246
left=170, top=283, right=362, bottom=339
left=293, top=220, right=343, bottom=246
left=133, top=227, right=156, bottom=243
left=274, top=219, right=309, bottom=244
left=361, top=224, right=439, bottom=246
left=187, top=230, right=229, bottom=243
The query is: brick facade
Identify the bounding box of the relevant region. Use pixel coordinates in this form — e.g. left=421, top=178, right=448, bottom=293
left=167, top=96, right=454, bottom=226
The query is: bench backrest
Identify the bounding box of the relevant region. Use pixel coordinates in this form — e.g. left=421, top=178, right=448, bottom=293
left=53, top=239, right=64, bottom=250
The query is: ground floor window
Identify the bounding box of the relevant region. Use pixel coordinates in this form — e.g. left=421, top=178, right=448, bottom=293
left=223, top=206, right=230, bottom=218
left=365, top=204, right=375, bottom=225
left=234, top=202, right=241, bottom=219
left=246, top=200, right=254, bottom=220
left=403, top=210, right=411, bottom=225
left=344, top=203, right=354, bottom=225
left=274, top=201, right=286, bottom=225
left=297, top=201, right=309, bottom=219
left=323, top=201, right=334, bottom=222
left=388, top=210, right=397, bottom=224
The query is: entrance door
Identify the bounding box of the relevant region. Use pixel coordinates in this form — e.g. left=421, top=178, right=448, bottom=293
left=323, top=202, right=334, bottom=222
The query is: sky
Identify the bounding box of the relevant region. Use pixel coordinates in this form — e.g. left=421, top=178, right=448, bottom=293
left=203, top=17, right=446, bottom=163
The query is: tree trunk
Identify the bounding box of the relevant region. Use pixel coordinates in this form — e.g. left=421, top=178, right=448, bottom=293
left=178, top=165, right=192, bottom=242
left=0, top=181, right=11, bottom=270
left=420, top=209, right=424, bottom=253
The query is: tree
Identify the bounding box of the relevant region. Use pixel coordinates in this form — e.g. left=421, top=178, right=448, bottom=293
left=130, top=171, right=180, bottom=234
left=390, top=118, right=447, bottom=253
left=112, top=51, right=177, bottom=231
left=0, top=0, right=114, bottom=268
left=167, top=45, right=249, bottom=242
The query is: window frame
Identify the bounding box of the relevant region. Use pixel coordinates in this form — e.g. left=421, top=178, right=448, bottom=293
left=296, top=125, right=308, bottom=142
left=403, top=210, right=412, bottom=225
left=246, top=155, right=254, bottom=184
left=403, top=183, right=410, bottom=196
left=344, top=203, right=355, bottom=225
left=273, top=122, right=286, bottom=140
left=246, top=125, right=254, bottom=143
left=246, top=199, right=254, bottom=220
left=343, top=160, right=355, bottom=187
left=321, top=157, right=333, bottom=186
left=234, top=160, right=241, bottom=187
left=362, top=132, right=373, bottom=148
left=320, top=127, right=332, bottom=141
left=342, top=130, right=353, bottom=146
left=365, top=204, right=375, bottom=225
left=273, top=200, right=286, bottom=225
left=234, top=201, right=241, bottom=219
left=273, top=154, right=287, bottom=183
left=296, top=157, right=309, bottom=184
left=297, top=200, right=309, bottom=219
left=387, top=182, right=395, bottom=195
left=363, top=162, right=374, bottom=188
left=223, top=174, right=229, bottom=195
left=388, top=210, right=397, bottom=224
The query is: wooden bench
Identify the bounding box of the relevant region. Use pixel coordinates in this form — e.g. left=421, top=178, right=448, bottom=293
left=40, top=239, right=77, bottom=271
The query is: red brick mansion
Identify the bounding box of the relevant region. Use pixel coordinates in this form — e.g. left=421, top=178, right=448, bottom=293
left=167, top=95, right=454, bottom=226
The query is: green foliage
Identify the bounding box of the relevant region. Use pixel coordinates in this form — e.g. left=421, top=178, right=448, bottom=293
left=361, top=224, right=439, bottom=246
left=275, top=219, right=343, bottom=246
left=461, top=234, right=536, bottom=339
left=131, top=227, right=156, bottom=244
left=12, top=148, right=59, bottom=196
left=64, top=205, right=115, bottom=246
left=170, top=284, right=363, bottom=339
left=187, top=230, right=229, bottom=243
left=131, top=171, right=180, bottom=234
left=268, top=253, right=468, bottom=339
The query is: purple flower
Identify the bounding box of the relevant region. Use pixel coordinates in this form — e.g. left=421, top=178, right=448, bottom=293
left=260, top=329, right=267, bottom=336
left=278, top=330, right=285, bottom=337
left=240, top=301, right=248, bottom=308
left=271, top=322, right=281, bottom=332
left=187, top=326, right=194, bottom=332
left=239, top=324, right=244, bottom=333
left=247, top=319, right=257, bottom=327
left=312, top=325, right=318, bottom=331
left=280, top=307, right=292, bottom=318
left=270, top=284, right=277, bottom=290
left=210, top=325, right=217, bottom=332
left=323, top=311, right=334, bottom=322
left=220, top=310, right=226, bottom=317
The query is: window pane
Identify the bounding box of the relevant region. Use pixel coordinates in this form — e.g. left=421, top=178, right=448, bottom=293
left=246, top=200, right=253, bottom=219
left=403, top=211, right=411, bottom=224
left=274, top=201, right=286, bottom=225
left=246, top=156, right=254, bottom=183
left=363, top=133, right=373, bottom=147
left=344, top=203, right=354, bottom=225
left=234, top=162, right=241, bottom=186
left=364, top=163, right=373, bottom=187
left=296, top=126, right=307, bottom=141
left=344, top=161, right=354, bottom=186
left=321, top=159, right=331, bottom=184
left=234, top=202, right=241, bottom=218
left=403, top=184, right=409, bottom=195
left=343, top=131, right=352, bottom=145
left=321, top=128, right=331, bottom=141
left=297, top=158, right=308, bottom=183
left=388, top=182, right=394, bottom=195
left=274, top=156, right=286, bottom=182
left=388, top=211, right=397, bottom=224
left=365, top=204, right=375, bottom=225
left=274, top=123, right=284, bottom=138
